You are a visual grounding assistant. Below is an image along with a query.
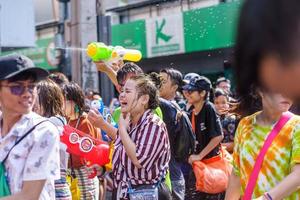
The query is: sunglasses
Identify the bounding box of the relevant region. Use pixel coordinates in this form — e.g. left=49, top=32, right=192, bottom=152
left=1, top=83, right=36, bottom=96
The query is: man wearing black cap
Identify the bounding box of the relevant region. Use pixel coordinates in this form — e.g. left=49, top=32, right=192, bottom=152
left=182, top=76, right=224, bottom=199
left=0, top=54, right=60, bottom=199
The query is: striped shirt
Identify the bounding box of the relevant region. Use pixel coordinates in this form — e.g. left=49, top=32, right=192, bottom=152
left=112, top=110, right=171, bottom=199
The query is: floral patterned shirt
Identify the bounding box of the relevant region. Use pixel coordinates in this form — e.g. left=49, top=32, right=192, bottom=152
left=0, top=112, right=60, bottom=200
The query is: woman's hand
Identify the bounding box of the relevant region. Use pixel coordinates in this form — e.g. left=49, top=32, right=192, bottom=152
left=94, top=61, right=111, bottom=73
left=119, top=113, right=130, bottom=132
left=94, top=60, right=124, bottom=73
left=87, top=108, right=105, bottom=128
left=188, top=154, right=202, bottom=165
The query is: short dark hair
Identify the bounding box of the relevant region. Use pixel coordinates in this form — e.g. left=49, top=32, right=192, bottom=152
left=160, top=68, right=183, bottom=88
left=48, top=72, right=69, bottom=87
left=214, top=88, right=229, bottom=101
left=216, top=77, right=230, bottom=86
left=116, top=62, right=143, bottom=85
left=36, top=79, right=64, bottom=118
left=62, top=82, right=86, bottom=114
left=234, top=0, right=300, bottom=97
left=148, top=72, right=162, bottom=90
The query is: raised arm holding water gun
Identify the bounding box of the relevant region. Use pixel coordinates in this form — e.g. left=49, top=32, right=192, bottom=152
left=86, top=42, right=142, bottom=91
left=87, top=42, right=142, bottom=139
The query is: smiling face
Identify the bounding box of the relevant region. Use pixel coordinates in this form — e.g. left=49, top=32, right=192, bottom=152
left=214, top=95, right=229, bottom=115
left=185, top=90, right=206, bottom=105
left=119, top=79, right=147, bottom=115
left=0, top=79, right=37, bottom=115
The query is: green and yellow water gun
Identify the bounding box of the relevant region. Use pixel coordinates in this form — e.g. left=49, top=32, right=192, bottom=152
left=86, top=42, right=142, bottom=63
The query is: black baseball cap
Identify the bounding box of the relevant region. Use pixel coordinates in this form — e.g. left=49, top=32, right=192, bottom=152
left=183, top=73, right=200, bottom=84
left=0, top=54, right=49, bottom=81
left=182, top=76, right=212, bottom=92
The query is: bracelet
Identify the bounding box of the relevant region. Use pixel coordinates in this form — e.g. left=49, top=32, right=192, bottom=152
left=264, top=192, right=273, bottom=200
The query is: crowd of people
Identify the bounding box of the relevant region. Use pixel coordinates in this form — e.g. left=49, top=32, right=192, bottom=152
left=1, top=0, right=300, bottom=199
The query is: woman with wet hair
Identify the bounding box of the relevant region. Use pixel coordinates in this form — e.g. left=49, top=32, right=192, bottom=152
left=62, top=82, right=101, bottom=200
left=34, top=78, right=71, bottom=200
left=112, top=74, right=171, bottom=199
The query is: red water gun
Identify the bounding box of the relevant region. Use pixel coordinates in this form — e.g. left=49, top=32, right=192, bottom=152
left=61, top=125, right=110, bottom=177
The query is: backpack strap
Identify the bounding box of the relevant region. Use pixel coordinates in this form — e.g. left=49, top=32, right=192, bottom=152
left=243, top=112, right=293, bottom=200
left=2, top=120, right=48, bottom=163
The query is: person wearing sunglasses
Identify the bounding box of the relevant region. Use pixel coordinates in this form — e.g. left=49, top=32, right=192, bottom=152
left=0, top=54, right=60, bottom=199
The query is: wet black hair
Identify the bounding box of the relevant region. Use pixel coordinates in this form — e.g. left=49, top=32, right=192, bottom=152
left=36, top=79, right=65, bottom=118
left=160, top=68, right=183, bottom=89
left=116, top=62, right=143, bottom=85
left=48, top=72, right=69, bottom=87
left=148, top=72, right=162, bottom=90
left=234, top=0, right=300, bottom=98
left=216, top=77, right=231, bottom=87
left=62, top=82, right=86, bottom=114
left=214, top=88, right=229, bottom=101
left=130, top=74, right=159, bottom=110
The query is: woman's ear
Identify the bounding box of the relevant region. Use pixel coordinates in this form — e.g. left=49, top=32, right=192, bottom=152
left=200, top=90, right=207, bottom=98
left=140, top=94, right=150, bottom=107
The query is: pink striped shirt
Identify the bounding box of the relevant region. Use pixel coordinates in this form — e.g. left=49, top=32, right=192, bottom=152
left=112, top=110, right=170, bottom=199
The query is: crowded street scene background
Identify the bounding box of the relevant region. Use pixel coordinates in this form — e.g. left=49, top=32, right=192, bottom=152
left=1, top=0, right=300, bottom=200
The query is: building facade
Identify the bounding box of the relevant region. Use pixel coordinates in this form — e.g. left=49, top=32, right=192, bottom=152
left=105, top=0, right=241, bottom=83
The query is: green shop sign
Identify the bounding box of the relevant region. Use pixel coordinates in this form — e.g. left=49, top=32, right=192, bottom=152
left=184, top=1, right=241, bottom=52
left=111, top=20, right=147, bottom=58
left=1, top=37, right=59, bottom=70
left=111, top=1, right=241, bottom=58
left=146, top=14, right=185, bottom=57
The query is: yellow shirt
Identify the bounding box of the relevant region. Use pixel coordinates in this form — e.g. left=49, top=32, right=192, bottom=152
left=233, top=112, right=300, bottom=199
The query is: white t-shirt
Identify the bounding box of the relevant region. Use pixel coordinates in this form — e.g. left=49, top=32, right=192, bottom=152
left=0, top=112, right=60, bottom=200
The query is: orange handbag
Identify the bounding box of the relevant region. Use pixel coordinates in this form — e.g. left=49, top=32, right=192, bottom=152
left=192, top=148, right=232, bottom=194
left=191, top=111, right=233, bottom=194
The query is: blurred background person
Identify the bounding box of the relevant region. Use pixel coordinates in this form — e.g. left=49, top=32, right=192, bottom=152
left=34, top=78, right=71, bottom=200
left=62, top=82, right=101, bottom=200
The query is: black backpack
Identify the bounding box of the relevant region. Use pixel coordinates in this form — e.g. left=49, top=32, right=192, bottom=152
left=172, top=104, right=196, bottom=162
